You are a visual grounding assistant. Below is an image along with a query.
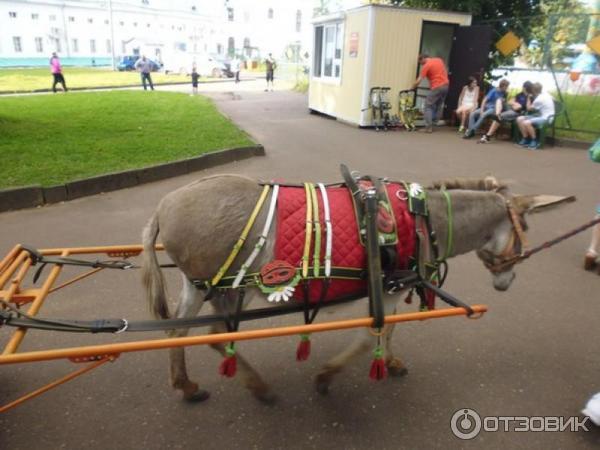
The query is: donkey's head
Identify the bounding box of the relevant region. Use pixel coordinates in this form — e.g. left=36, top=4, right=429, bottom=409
left=431, top=176, right=574, bottom=291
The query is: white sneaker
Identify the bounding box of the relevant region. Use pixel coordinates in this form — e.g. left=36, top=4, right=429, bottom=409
left=583, top=392, right=600, bottom=426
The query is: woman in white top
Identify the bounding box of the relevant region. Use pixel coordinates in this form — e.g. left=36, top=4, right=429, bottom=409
left=456, top=76, right=479, bottom=133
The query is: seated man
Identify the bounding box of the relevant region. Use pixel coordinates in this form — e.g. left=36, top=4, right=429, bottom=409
left=516, top=82, right=555, bottom=150
left=463, top=79, right=509, bottom=139
left=479, top=81, right=533, bottom=143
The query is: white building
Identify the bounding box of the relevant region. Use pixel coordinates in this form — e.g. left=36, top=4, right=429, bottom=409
left=0, top=0, right=313, bottom=67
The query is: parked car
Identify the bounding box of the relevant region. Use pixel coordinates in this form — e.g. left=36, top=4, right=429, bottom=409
left=117, top=55, right=161, bottom=72
left=163, top=54, right=234, bottom=78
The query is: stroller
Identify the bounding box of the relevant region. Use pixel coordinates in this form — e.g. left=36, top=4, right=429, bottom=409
left=398, top=89, right=418, bottom=131
left=368, top=87, right=392, bottom=131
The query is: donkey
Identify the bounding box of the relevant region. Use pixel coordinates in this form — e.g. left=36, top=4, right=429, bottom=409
left=141, top=174, right=571, bottom=402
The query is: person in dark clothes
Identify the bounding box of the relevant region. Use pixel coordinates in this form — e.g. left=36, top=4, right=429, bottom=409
left=191, top=66, right=200, bottom=95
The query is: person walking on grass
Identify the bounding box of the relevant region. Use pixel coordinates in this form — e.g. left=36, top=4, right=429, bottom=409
left=50, top=52, right=67, bottom=93
left=463, top=79, right=509, bottom=139
left=190, top=66, right=199, bottom=95
left=515, top=82, right=555, bottom=150
left=135, top=55, right=155, bottom=91
left=455, top=76, right=479, bottom=134
left=265, top=53, right=276, bottom=91
left=411, top=53, right=449, bottom=133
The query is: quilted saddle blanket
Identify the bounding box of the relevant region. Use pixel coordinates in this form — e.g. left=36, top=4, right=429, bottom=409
left=274, top=183, right=415, bottom=303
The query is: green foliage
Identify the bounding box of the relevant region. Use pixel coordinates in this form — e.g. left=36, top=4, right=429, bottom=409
left=0, top=91, right=253, bottom=188
left=520, top=1, right=591, bottom=68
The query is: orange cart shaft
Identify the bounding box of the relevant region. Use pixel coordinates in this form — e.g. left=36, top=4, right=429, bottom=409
left=0, top=305, right=487, bottom=365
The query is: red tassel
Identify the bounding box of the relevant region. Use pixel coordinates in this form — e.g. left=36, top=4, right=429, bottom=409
left=296, top=334, right=311, bottom=361
left=369, top=347, right=387, bottom=381
left=219, top=344, right=237, bottom=378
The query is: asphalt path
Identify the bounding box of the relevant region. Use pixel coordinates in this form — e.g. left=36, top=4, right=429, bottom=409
left=1, top=86, right=599, bottom=449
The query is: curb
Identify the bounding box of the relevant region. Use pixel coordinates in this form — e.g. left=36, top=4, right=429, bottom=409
left=0, top=145, right=265, bottom=213
left=0, top=77, right=257, bottom=95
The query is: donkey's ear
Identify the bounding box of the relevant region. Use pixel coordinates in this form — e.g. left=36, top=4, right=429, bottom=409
left=513, top=194, right=576, bottom=213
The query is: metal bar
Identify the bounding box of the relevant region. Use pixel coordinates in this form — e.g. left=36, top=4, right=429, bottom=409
left=0, top=356, right=115, bottom=414
left=37, top=244, right=164, bottom=256
left=0, top=251, right=28, bottom=291
left=0, top=244, right=22, bottom=274
left=49, top=267, right=104, bottom=293
left=0, top=305, right=487, bottom=365
left=2, top=250, right=67, bottom=355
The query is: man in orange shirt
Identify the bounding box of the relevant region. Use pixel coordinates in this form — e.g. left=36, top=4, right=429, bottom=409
left=411, top=54, right=449, bottom=133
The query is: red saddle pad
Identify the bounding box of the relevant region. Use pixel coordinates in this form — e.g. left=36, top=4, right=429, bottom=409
left=274, top=183, right=415, bottom=303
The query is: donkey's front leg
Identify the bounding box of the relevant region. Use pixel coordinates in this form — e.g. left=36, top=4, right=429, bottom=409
left=315, top=293, right=407, bottom=394
left=168, top=276, right=209, bottom=402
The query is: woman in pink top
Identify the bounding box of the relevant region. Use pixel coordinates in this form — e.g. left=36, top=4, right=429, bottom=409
left=50, top=52, right=67, bottom=93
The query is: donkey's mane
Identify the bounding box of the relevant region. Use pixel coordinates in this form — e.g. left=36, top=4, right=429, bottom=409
left=428, top=176, right=506, bottom=192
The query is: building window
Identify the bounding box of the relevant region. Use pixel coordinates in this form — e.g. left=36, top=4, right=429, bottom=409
left=71, top=38, right=79, bottom=53
left=147, top=23, right=151, bottom=28
left=268, top=8, right=273, bottom=19
left=296, top=10, right=302, bottom=32
left=13, top=36, right=22, bottom=52
left=104, top=19, right=109, bottom=25
left=88, top=18, right=93, bottom=24
left=227, top=7, right=234, bottom=21
left=9, top=12, right=17, bottom=18
left=142, top=0, right=149, bottom=4
left=133, top=22, right=138, bottom=27
left=69, top=16, right=75, bottom=22
left=191, top=5, right=196, bottom=12
left=106, top=39, right=111, bottom=53
left=35, top=37, right=43, bottom=53
left=313, top=22, right=343, bottom=80
left=217, top=43, right=223, bottom=54
left=50, top=15, right=56, bottom=21
left=121, top=41, right=127, bottom=54
left=90, top=39, right=96, bottom=53
left=55, top=38, right=62, bottom=52
left=227, top=37, right=235, bottom=56
left=32, top=13, right=39, bottom=20
left=119, top=21, right=124, bottom=26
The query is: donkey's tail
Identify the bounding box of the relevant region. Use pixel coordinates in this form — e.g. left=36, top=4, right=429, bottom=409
left=142, top=213, right=170, bottom=320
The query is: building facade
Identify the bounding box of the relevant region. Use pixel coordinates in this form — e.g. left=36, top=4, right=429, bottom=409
left=0, top=0, right=313, bottom=66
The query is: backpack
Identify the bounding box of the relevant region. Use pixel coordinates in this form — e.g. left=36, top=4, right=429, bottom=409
left=589, top=138, right=600, bottom=163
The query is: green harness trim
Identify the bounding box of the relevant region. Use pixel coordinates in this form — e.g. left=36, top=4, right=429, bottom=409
left=439, top=189, right=454, bottom=261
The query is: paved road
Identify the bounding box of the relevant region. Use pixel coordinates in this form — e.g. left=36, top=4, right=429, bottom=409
left=1, top=89, right=599, bottom=449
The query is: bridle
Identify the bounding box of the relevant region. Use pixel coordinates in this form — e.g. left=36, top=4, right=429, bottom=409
left=478, top=199, right=529, bottom=274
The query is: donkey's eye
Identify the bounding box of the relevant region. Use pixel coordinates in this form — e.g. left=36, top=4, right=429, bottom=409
left=484, top=234, right=492, bottom=241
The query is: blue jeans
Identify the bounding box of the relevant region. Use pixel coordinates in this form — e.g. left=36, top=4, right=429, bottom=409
left=468, top=108, right=496, bottom=132
left=141, top=72, right=154, bottom=90
left=424, top=84, right=449, bottom=128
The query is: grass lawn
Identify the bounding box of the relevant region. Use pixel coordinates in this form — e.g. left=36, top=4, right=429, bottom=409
left=554, top=94, right=600, bottom=142
left=0, top=67, right=193, bottom=93
left=0, top=91, right=254, bottom=189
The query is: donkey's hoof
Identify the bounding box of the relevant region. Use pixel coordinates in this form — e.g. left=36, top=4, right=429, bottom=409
left=315, top=374, right=331, bottom=396
left=584, top=254, right=597, bottom=271
left=184, top=389, right=210, bottom=403
left=387, top=359, right=409, bottom=377
left=254, top=389, right=278, bottom=406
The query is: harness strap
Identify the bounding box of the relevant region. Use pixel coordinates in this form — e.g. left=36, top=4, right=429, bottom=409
left=302, top=183, right=313, bottom=278
left=309, top=183, right=321, bottom=278
left=232, top=185, right=280, bottom=288
left=318, top=183, right=333, bottom=277
left=211, top=185, right=271, bottom=287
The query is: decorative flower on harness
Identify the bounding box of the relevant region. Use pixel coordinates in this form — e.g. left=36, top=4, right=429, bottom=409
left=257, top=260, right=301, bottom=303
